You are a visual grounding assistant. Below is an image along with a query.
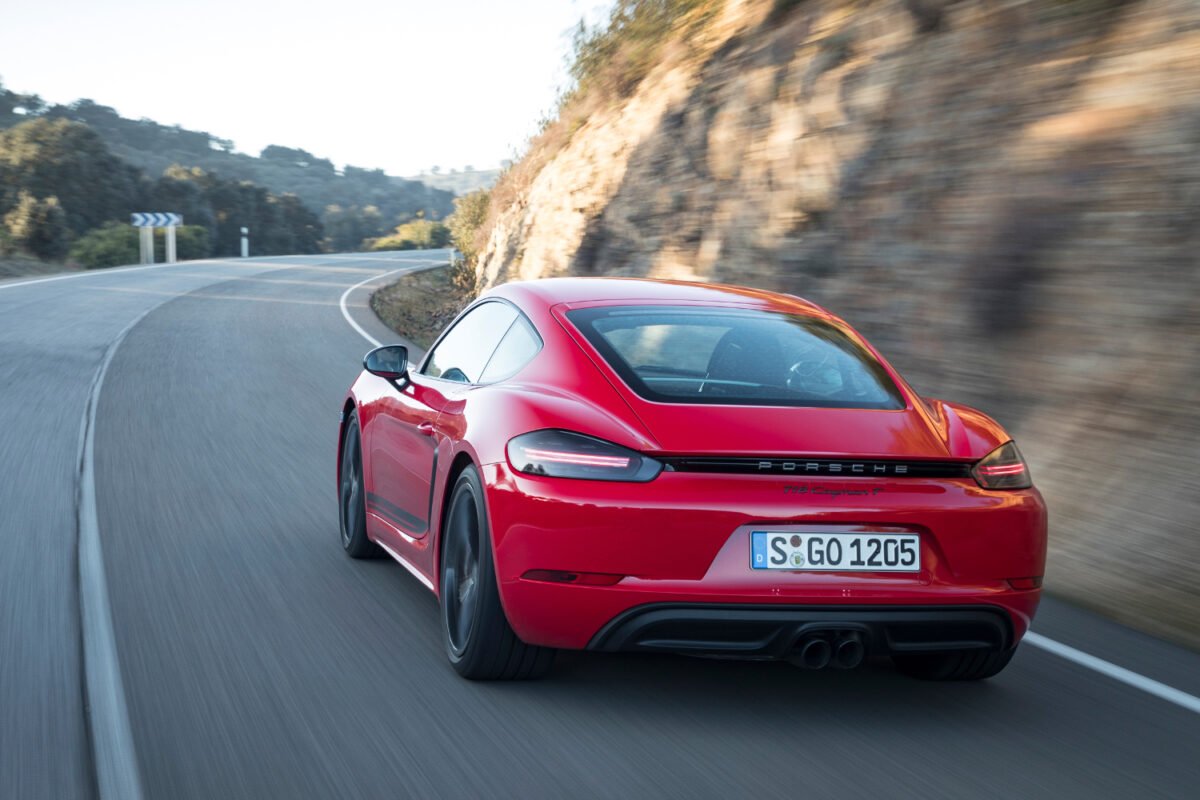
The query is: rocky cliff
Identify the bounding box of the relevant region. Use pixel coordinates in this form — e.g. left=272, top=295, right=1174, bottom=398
left=475, top=0, right=1200, bottom=646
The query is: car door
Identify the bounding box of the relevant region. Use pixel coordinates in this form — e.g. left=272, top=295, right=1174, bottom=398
left=367, top=301, right=518, bottom=542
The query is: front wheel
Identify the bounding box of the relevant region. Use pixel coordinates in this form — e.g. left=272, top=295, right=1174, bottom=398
left=339, top=411, right=381, bottom=559
left=893, top=647, right=1016, bottom=681
left=440, top=466, right=554, bottom=680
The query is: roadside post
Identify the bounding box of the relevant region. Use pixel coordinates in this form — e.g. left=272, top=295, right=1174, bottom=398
left=131, top=213, right=182, bottom=264
left=139, top=225, right=153, bottom=264
left=241, top=227, right=249, bottom=258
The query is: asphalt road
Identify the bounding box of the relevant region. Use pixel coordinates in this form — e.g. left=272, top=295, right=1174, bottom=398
left=2, top=251, right=1198, bottom=799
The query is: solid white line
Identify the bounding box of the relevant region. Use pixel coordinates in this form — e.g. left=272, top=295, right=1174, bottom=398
left=0, top=260, right=215, bottom=292
left=1025, top=632, right=1200, bottom=715
left=77, top=311, right=151, bottom=800
left=338, top=265, right=433, bottom=348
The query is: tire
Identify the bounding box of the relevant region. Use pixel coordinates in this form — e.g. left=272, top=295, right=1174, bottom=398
left=440, top=466, right=554, bottom=680
left=339, top=411, right=382, bottom=559
left=892, top=647, right=1016, bottom=681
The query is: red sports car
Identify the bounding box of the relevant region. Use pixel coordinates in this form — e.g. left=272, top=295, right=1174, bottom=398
left=339, top=278, right=1046, bottom=681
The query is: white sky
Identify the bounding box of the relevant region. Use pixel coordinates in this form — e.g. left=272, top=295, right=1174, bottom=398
left=1, top=0, right=609, bottom=176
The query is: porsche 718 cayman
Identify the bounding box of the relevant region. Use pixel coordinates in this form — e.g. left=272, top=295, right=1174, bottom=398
left=338, top=278, right=1047, bottom=681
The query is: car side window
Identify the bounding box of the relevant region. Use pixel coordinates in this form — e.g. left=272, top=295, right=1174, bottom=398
left=422, top=301, right=518, bottom=383
left=479, top=316, right=541, bottom=383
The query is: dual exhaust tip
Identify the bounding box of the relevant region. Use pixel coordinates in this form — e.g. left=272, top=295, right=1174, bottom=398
left=790, top=632, right=865, bottom=670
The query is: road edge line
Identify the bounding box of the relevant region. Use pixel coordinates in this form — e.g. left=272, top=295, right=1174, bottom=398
left=77, top=310, right=151, bottom=800
left=1025, top=632, right=1200, bottom=714
left=338, top=260, right=446, bottom=348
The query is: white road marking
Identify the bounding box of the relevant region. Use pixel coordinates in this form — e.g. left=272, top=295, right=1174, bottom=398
left=78, top=311, right=151, bottom=800
left=1025, top=632, right=1200, bottom=714
left=338, top=262, right=440, bottom=348
left=0, top=260, right=217, bottom=292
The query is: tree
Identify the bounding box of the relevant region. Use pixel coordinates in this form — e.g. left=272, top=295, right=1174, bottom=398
left=324, top=204, right=383, bottom=252
left=4, top=191, right=69, bottom=259
left=0, top=118, right=144, bottom=235
left=448, top=189, right=491, bottom=264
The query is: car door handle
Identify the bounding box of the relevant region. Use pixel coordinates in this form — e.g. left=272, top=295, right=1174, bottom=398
left=417, top=422, right=436, bottom=436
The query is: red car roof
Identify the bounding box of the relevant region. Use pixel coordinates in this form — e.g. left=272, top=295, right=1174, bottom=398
left=485, top=277, right=829, bottom=316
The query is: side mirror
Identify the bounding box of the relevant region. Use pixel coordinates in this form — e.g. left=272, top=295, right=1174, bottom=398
left=363, top=345, right=409, bottom=380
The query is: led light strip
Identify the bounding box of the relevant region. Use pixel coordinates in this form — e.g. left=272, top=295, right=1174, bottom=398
left=521, top=447, right=631, bottom=468
left=977, top=463, right=1027, bottom=476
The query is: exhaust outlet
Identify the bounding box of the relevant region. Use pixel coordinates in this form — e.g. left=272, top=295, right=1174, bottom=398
left=833, top=633, right=865, bottom=670
left=791, top=637, right=832, bottom=670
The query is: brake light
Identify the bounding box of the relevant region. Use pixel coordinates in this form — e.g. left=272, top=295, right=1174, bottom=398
left=971, top=442, right=1032, bottom=490
left=507, top=430, right=663, bottom=482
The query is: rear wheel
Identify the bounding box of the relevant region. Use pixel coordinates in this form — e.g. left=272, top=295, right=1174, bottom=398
left=339, top=411, right=381, bottom=558
left=893, top=647, right=1016, bottom=681
left=440, top=466, right=554, bottom=680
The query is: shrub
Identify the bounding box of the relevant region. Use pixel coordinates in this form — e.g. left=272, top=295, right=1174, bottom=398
left=163, top=224, right=211, bottom=261
left=67, top=222, right=211, bottom=268
left=448, top=189, right=490, bottom=265
left=369, top=219, right=451, bottom=251
left=67, top=221, right=137, bottom=268
left=567, top=0, right=719, bottom=102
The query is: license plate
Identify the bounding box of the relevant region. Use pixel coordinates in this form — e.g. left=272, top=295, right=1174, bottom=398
left=750, top=531, right=920, bottom=572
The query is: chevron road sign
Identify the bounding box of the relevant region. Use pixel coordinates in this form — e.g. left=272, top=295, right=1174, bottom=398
left=131, top=212, right=182, bottom=228
left=131, top=212, right=184, bottom=264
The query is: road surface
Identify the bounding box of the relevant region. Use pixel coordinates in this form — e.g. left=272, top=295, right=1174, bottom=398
left=1, top=251, right=1197, bottom=799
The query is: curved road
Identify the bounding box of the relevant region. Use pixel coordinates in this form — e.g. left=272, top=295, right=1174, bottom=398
left=2, top=251, right=1198, bottom=799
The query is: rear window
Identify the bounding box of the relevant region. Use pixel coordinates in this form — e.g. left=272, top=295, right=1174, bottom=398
left=566, top=306, right=905, bottom=409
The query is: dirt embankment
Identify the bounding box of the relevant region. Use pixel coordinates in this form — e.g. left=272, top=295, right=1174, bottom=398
left=473, top=0, right=1200, bottom=647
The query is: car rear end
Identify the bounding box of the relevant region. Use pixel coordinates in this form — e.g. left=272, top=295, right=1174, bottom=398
left=485, top=295, right=1047, bottom=673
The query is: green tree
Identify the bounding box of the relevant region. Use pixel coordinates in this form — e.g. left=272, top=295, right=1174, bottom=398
left=152, top=165, right=216, bottom=230
left=324, top=204, right=384, bottom=252
left=4, top=191, right=69, bottom=259
left=0, top=118, right=144, bottom=235
left=447, top=189, right=491, bottom=265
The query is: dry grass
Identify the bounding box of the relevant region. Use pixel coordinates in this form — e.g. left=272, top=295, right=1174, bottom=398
left=369, top=266, right=468, bottom=350
left=477, top=0, right=724, bottom=267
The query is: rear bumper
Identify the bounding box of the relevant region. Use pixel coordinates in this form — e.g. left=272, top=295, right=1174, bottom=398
left=482, top=462, right=1046, bottom=651
left=589, top=603, right=1014, bottom=658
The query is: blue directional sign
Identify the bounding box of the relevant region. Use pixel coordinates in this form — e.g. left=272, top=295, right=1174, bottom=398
left=131, top=212, right=182, bottom=227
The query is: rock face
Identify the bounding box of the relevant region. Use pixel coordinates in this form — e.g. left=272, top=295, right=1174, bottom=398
left=476, top=0, right=1200, bottom=647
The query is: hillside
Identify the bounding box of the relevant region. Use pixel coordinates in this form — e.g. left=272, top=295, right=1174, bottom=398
left=0, top=86, right=454, bottom=232
left=405, top=167, right=502, bottom=196
left=471, top=0, right=1200, bottom=647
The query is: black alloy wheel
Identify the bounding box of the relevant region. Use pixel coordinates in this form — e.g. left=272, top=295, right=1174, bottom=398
left=440, top=466, right=554, bottom=680
left=339, top=412, right=381, bottom=558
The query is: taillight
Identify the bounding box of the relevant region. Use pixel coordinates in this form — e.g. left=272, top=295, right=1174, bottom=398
left=506, top=430, right=663, bottom=482
left=972, top=442, right=1032, bottom=490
